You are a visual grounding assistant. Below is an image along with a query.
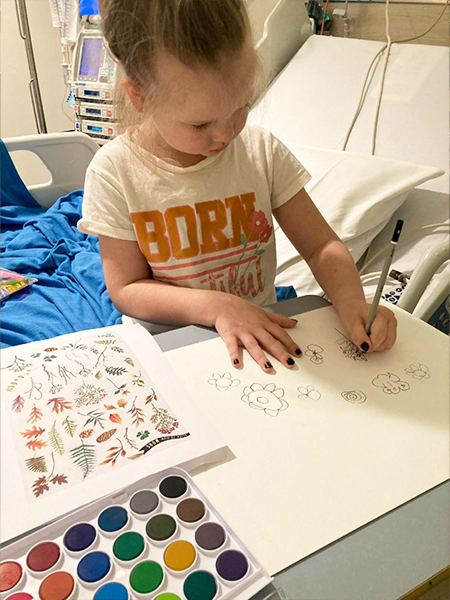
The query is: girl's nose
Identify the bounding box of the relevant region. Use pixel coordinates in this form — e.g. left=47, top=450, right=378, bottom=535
left=212, top=120, right=234, bottom=145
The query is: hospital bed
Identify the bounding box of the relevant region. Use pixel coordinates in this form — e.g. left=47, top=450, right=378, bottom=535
left=2, top=0, right=449, bottom=348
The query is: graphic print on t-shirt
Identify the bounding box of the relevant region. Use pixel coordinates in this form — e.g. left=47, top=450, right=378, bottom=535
left=130, top=192, right=273, bottom=298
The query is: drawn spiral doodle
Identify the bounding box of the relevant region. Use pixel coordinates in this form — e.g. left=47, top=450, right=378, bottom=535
left=341, top=390, right=367, bottom=404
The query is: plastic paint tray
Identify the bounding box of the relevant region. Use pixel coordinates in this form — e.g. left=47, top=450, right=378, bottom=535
left=0, top=467, right=272, bottom=600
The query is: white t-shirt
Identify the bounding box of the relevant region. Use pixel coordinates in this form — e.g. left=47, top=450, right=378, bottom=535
left=78, top=124, right=310, bottom=306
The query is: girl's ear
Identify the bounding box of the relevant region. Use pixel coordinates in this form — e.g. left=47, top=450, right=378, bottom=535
left=120, top=77, right=146, bottom=112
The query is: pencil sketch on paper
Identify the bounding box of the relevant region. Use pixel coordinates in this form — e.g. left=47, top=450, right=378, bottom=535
left=305, top=344, right=324, bottom=364
left=297, top=385, right=322, bottom=401
left=404, top=364, right=430, bottom=381
left=241, top=383, right=288, bottom=417
left=341, top=390, right=367, bottom=404
left=372, top=373, right=410, bottom=395
left=334, top=329, right=368, bottom=362
left=3, top=331, right=190, bottom=501
left=208, top=372, right=241, bottom=392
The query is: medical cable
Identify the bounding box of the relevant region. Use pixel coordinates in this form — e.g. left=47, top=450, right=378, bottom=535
left=341, top=0, right=449, bottom=154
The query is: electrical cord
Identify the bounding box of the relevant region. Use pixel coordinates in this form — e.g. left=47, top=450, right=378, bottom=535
left=341, top=0, right=449, bottom=154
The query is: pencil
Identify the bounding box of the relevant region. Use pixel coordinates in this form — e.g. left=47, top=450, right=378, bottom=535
left=365, top=219, right=404, bottom=335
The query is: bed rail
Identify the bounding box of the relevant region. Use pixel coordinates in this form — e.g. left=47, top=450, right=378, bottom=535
left=3, top=132, right=98, bottom=208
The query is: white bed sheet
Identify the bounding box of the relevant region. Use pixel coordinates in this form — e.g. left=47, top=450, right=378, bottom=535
left=249, top=35, right=449, bottom=300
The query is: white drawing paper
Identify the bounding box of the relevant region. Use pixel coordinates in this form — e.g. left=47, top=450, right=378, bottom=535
left=1, top=324, right=226, bottom=542
left=165, top=303, right=449, bottom=575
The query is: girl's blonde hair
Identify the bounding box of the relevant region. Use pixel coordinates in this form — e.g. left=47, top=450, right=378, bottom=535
left=99, top=0, right=260, bottom=129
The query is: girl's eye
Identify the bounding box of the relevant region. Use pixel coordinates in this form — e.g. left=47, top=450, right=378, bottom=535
left=191, top=123, right=209, bottom=131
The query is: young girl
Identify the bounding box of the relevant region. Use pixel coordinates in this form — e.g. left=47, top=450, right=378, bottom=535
left=78, top=0, right=397, bottom=372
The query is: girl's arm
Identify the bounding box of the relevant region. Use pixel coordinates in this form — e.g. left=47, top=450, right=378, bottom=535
left=273, top=188, right=397, bottom=352
left=98, top=235, right=301, bottom=371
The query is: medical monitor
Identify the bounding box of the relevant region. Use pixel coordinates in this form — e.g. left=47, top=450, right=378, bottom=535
left=79, top=37, right=103, bottom=79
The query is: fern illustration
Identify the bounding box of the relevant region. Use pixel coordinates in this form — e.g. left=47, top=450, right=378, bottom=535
left=105, top=366, right=127, bottom=376
left=62, top=416, right=77, bottom=437
left=70, top=441, right=97, bottom=479
left=25, top=455, right=47, bottom=473
left=49, top=421, right=65, bottom=455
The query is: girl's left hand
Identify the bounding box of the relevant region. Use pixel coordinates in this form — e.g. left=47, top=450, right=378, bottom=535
left=337, top=299, right=398, bottom=353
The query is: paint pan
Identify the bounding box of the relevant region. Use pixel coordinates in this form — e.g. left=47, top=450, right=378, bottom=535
left=26, top=542, right=62, bottom=578
left=175, top=498, right=206, bottom=528
left=97, top=506, right=129, bottom=537
left=194, top=522, right=227, bottom=554
left=0, top=561, right=24, bottom=595
left=112, top=532, right=146, bottom=567
left=38, top=571, right=76, bottom=600
left=63, top=523, right=97, bottom=557
left=129, top=560, right=165, bottom=598
left=0, top=467, right=271, bottom=600
left=129, top=490, right=160, bottom=520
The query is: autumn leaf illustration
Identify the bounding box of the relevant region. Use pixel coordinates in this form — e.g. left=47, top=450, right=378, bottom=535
left=11, top=395, right=25, bottom=413
left=109, top=413, right=122, bottom=424
left=117, top=398, right=128, bottom=408
left=20, top=426, right=45, bottom=439
left=99, top=440, right=126, bottom=467
left=33, top=476, right=50, bottom=498
left=104, top=404, right=116, bottom=410
left=51, top=474, right=68, bottom=486
left=47, top=397, right=72, bottom=414
left=28, top=404, right=43, bottom=423
left=26, top=439, right=48, bottom=451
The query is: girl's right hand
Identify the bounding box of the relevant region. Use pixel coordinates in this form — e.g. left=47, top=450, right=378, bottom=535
left=213, top=295, right=302, bottom=371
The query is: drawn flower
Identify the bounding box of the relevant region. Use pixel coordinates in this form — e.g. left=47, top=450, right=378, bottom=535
left=208, top=372, right=241, bottom=392
left=404, top=364, right=430, bottom=381
left=241, top=382, right=288, bottom=417
left=372, top=372, right=410, bottom=395
left=305, top=344, right=324, bottom=364
left=297, top=385, right=321, bottom=401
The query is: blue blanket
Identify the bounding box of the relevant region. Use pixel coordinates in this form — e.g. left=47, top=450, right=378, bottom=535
left=1, top=140, right=122, bottom=348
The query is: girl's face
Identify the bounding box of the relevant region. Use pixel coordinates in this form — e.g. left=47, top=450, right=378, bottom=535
left=144, top=45, right=258, bottom=162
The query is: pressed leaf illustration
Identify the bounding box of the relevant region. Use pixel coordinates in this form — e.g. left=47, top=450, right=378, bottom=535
left=127, top=398, right=145, bottom=427
left=70, top=441, right=97, bottom=479
left=62, top=416, right=77, bottom=437
left=25, top=455, right=47, bottom=473
left=11, top=395, right=25, bottom=413
left=103, top=404, right=116, bottom=410
left=28, top=404, right=43, bottom=423
left=26, top=439, right=48, bottom=451
left=20, top=426, right=45, bottom=439
left=109, top=413, right=122, bottom=424
left=47, top=397, right=72, bottom=414
left=105, top=366, right=127, bottom=376
left=124, top=357, right=134, bottom=366
left=145, top=389, right=157, bottom=404
left=80, top=409, right=105, bottom=429
left=117, top=398, right=128, bottom=408
left=33, top=476, right=50, bottom=498
left=51, top=474, right=68, bottom=485
left=49, top=421, right=65, bottom=455
left=99, top=439, right=126, bottom=467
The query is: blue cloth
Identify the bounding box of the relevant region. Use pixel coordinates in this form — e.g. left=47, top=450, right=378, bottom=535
left=1, top=139, right=122, bottom=348
left=276, top=285, right=297, bottom=302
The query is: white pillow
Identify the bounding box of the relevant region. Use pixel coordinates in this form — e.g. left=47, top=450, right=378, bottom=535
left=274, top=143, right=444, bottom=295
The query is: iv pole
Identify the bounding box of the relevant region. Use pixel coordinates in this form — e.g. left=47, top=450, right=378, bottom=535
left=14, top=0, right=48, bottom=133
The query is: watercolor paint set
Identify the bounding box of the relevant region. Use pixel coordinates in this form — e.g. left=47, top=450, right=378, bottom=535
left=0, top=467, right=272, bottom=600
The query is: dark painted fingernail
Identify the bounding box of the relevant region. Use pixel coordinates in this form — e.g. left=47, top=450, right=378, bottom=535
left=265, top=362, right=273, bottom=369
left=287, top=357, right=295, bottom=365
left=361, top=342, right=370, bottom=352
left=295, top=348, right=302, bottom=356
left=291, top=318, right=298, bottom=323
left=233, top=358, right=239, bottom=365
